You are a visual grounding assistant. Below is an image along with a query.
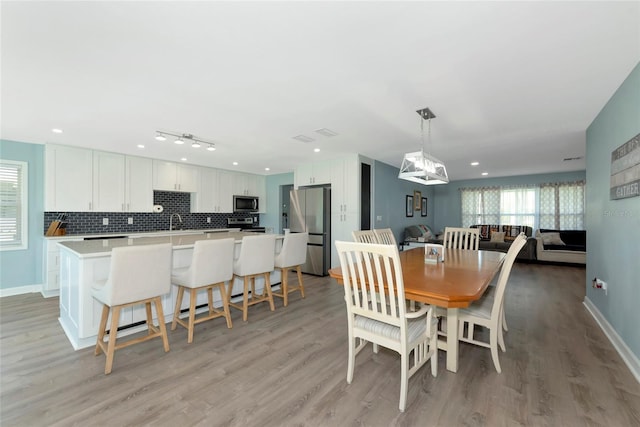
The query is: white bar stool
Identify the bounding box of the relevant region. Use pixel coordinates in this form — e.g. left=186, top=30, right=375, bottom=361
left=228, top=234, right=276, bottom=321
left=171, top=238, right=235, bottom=343
left=273, top=232, right=308, bottom=306
left=92, top=243, right=173, bottom=375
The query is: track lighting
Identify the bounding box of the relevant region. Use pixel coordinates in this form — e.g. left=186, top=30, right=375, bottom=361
left=155, top=131, right=215, bottom=151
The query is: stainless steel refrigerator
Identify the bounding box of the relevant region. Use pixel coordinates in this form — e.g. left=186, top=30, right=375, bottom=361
left=289, top=186, right=331, bottom=276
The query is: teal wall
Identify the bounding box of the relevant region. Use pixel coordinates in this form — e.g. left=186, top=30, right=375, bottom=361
left=373, top=161, right=435, bottom=243
left=261, top=172, right=294, bottom=234
left=430, top=170, right=587, bottom=233
left=0, top=140, right=45, bottom=290
left=585, top=63, right=640, bottom=359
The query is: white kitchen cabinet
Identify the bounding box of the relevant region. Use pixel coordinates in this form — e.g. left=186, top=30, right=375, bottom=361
left=125, top=156, right=153, bottom=212
left=93, top=151, right=125, bottom=212
left=45, top=144, right=93, bottom=211
left=193, top=167, right=216, bottom=213
left=330, top=154, right=361, bottom=268
left=42, top=236, right=83, bottom=297
left=294, top=160, right=332, bottom=188
left=216, top=170, right=235, bottom=213
left=152, top=160, right=199, bottom=192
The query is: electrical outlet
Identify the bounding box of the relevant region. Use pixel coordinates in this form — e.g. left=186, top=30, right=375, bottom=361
left=127, top=217, right=133, bottom=225
left=377, top=215, right=383, bottom=221
left=102, top=218, right=109, bottom=226
left=592, top=277, right=608, bottom=295
left=207, top=217, right=211, bottom=223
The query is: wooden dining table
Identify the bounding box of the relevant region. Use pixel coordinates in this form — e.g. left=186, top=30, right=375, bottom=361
left=328, top=247, right=506, bottom=373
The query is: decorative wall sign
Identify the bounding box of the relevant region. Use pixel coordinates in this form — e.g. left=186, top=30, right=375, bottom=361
left=421, top=197, right=428, bottom=217
left=406, top=195, right=414, bottom=217
left=610, top=132, right=640, bottom=200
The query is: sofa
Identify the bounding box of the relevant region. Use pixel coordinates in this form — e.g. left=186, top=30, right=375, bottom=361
left=535, top=229, right=586, bottom=264
left=403, top=224, right=437, bottom=244
left=470, top=225, right=537, bottom=261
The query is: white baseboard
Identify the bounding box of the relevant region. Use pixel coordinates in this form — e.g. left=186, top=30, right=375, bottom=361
left=0, top=284, right=42, bottom=298
left=583, top=297, right=640, bottom=384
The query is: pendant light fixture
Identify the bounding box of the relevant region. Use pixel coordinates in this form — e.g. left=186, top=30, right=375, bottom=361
left=398, top=107, right=449, bottom=185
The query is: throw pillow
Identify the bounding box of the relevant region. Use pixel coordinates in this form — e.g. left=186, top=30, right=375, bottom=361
left=490, top=231, right=505, bottom=243
left=541, top=232, right=565, bottom=245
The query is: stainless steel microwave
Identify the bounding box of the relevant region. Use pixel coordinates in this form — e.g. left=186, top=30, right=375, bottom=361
left=233, top=195, right=259, bottom=213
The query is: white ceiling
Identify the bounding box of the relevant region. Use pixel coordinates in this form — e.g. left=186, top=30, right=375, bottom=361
left=2, top=1, right=639, bottom=181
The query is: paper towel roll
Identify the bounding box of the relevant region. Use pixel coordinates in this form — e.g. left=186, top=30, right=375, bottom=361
left=153, top=204, right=164, bottom=213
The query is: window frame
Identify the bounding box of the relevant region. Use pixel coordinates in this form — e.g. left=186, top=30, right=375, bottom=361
left=0, top=159, right=28, bottom=251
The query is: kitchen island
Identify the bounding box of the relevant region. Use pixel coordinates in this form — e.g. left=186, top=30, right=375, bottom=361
left=57, top=231, right=283, bottom=350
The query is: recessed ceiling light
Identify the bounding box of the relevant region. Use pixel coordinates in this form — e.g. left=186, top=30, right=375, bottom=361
left=137, top=144, right=145, bottom=149
left=470, top=161, right=479, bottom=166
left=481, top=172, right=489, bottom=176
left=265, top=167, right=270, bottom=171
left=181, top=157, right=187, bottom=161
left=52, top=128, right=63, bottom=134
left=314, top=148, right=320, bottom=153
left=232, top=161, right=238, bottom=166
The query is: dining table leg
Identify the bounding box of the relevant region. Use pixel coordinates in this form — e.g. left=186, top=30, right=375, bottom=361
left=446, top=307, right=459, bottom=372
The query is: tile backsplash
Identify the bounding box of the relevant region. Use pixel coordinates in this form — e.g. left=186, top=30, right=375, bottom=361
left=44, top=191, right=255, bottom=235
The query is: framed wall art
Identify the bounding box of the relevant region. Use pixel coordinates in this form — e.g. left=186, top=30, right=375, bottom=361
left=406, top=195, right=414, bottom=217
left=421, top=197, right=428, bottom=217
left=413, top=190, right=422, bottom=210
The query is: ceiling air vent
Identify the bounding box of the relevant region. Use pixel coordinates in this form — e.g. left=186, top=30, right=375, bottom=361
left=292, top=135, right=315, bottom=143
left=563, top=156, right=584, bottom=161
left=314, top=128, right=338, bottom=137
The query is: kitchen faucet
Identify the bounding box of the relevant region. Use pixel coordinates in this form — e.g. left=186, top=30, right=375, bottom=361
left=169, top=213, right=183, bottom=231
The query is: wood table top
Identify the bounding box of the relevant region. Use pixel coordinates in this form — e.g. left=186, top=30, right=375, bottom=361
left=328, top=248, right=506, bottom=308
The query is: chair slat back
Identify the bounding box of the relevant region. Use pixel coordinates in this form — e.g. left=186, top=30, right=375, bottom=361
left=373, top=228, right=397, bottom=246
left=336, top=241, right=405, bottom=326
left=491, top=233, right=527, bottom=319
left=443, top=227, right=480, bottom=250
left=352, top=230, right=379, bottom=244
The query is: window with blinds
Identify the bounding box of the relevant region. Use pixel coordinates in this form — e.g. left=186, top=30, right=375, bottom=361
left=0, top=160, right=28, bottom=250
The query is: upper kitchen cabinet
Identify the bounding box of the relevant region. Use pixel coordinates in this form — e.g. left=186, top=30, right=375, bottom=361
left=294, top=160, right=332, bottom=188
left=93, top=152, right=154, bottom=212
left=331, top=154, right=360, bottom=215
left=192, top=167, right=237, bottom=213
left=152, top=160, right=199, bottom=192
left=45, top=144, right=93, bottom=211
left=125, top=156, right=153, bottom=212
left=93, top=151, right=125, bottom=212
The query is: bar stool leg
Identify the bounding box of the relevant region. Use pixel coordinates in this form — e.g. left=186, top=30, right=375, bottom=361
left=172, top=286, right=185, bottom=331
left=264, top=273, right=275, bottom=311
left=188, top=288, right=197, bottom=344
left=95, top=304, right=109, bottom=356
left=104, top=306, right=121, bottom=375
left=218, top=282, right=233, bottom=329
left=154, top=296, right=170, bottom=353
left=296, top=265, right=305, bottom=299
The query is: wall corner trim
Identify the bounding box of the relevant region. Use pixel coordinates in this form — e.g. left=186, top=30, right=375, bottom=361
left=583, top=297, right=640, bottom=384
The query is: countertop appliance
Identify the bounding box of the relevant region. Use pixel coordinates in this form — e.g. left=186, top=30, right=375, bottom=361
left=233, top=195, right=259, bottom=213
left=227, top=217, right=265, bottom=233
left=290, top=186, right=330, bottom=276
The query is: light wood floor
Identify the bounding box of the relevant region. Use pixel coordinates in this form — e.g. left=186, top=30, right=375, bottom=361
left=1, top=263, right=639, bottom=426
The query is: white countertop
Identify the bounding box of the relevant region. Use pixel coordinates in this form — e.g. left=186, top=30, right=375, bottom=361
left=57, top=231, right=282, bottom=258
left=44, top=228, right=244, bottom=240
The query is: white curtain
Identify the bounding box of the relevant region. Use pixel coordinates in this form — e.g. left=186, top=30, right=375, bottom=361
left=461, top=181, right=585, bottom=230
left=460, top=187, right=499, bottom=227
left=539, top=181, right=585, bottom=229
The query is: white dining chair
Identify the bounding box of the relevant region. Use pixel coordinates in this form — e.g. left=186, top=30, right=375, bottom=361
left=352, top=230, right=379, bottom=244
left=336, top=240, right=438, bottom=412
left=171, top=238, right=235, bottom=343
left=373, top=228, right=397, bottom=246
left=443, top=227, right=480, bottom=250
left=456, top=233, right=527, bottom=373
left=273, top=232, right=308, bottom=307
left=91, top=243, right=173, bottom=375
left=229, top=234, right=277, bottom=321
